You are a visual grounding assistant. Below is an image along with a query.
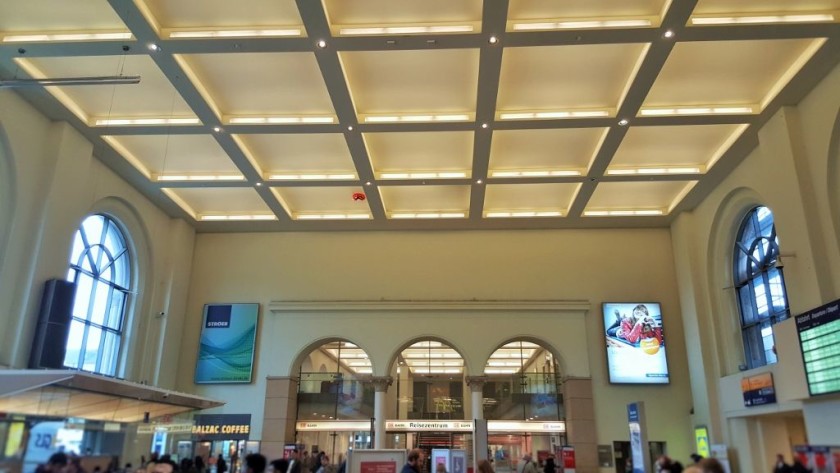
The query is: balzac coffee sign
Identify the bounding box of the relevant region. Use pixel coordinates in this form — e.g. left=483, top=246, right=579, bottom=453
left=192, top=414, right=252, bottom=441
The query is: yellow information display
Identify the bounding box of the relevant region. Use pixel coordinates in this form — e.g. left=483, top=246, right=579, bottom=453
left=694, top=426, right=710, bottom=459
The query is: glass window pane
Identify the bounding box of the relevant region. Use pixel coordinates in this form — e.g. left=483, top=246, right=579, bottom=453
left=73, top=274, right=94, bottom=321
left=100, top=331, right=120, bottom=376
left=89, top=281, right=111, bottom=326
left=69, top=234, right=85, bottom=267
left=743, top=325, right=765, bottom=368
left=101, top=263, right=113, bottom=283
left=63, top=320, right=85, bottom=369
left=767, top=268, right=787, bottom=313
left=752, top=278, right=770, bottom=317
left=761, top=322, right=777, bottom=365
left=82, top=216, right=105, bottom=246
left=105, top=290, right=125, bottom=330
left=82, top=327, right=102, bottom=372
left=113, top=251, right=130, bottom=289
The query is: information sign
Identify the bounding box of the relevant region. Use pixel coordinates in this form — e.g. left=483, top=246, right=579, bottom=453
left=796, top=299, right=840, bottom=395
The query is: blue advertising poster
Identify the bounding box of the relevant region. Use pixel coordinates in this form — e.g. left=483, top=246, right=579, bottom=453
left=195, top=303, right=259, bottom=384
left=604, top=302, right=670, bottom=384
left=627, top=402, right=649, bottom=473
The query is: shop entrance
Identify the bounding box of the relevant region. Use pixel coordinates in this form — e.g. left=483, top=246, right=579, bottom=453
left=488, top=433, right=565, bottom=473
left=612, top=441, right=667, bottom=473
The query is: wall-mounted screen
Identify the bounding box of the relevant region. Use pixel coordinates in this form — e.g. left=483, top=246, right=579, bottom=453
left=603, top=303, right=670, bottom=384
left=195, top=303, right=259, bottom=384
left=796, top=299, right=840, bottom=396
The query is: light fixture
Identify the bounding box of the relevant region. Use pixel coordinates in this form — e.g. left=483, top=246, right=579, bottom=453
left=347, top=125, right=354, bottom=131
left=2, top=32, right=133, bottom=43
left=618, top=118, right=629, bottom=126
left=169, top=28, right=302, bottom=39
left=364, top=114, right=471, bottom=123
left=228, top=116, right=335, bottom=124
left=267, top=173, right=356, bottom=181
left=690, top=14, right=835, bottom=26
left=476, top=179, right=483, bottom=184
left=212, top=126, right=222, bottom=132
left=379, top=171, right=468, bottom=179
left=490, top=170, right=581, bottom=177
left=584, top=209, right=664, bottom=216
left=486, top=211, right=563, bottom=218
left=296, top=213, right=372, bottom=220
left=365, top=181, right=372, bottom=186
left=0, top=75, right=141, bottom=88
left=512, top=19, right=652, bottom=31
left=316, top=39, right=327, bottom=48
left=95, top=117, right=200, bottom=126
left=639, top=106, right=754, bottom=116
left=148, top=43, right=160, bottom=51
left=663, top=30, right=675, bottom=38
left=499, top=110, right=610, bottom=120
left=390, top=212, right=466, bottom=219
left=255, top=182, right=263, bottom=187
left=489, top=35, right=499, bottom=44
left=200, top=214, right=277, bottom=221
left=157, top=174, right=245, bottom=182
left=481, top=123, right=489, bottom=129
left=339, top=25, right=474, bottom=36
left=606, top=167, right=701, bottom=176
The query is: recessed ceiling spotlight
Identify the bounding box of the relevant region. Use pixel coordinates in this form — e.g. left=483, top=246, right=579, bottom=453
left=481, top=123, right=488, bottom=129
left=488, top=36, right=498, bottom=44
left=476, top=179, right=483, bottom=184
left=255, top=182, right=263, bottom=187
left=316, top=39, right=327, bottom=48
left=347, top=125, right=354, bottom=131
left=663, top=30, right=675, bottom=38
left=365, top=181, right=372, bottom=186
left=618, top=118, right=629, bottom=126
left=212, top=126, right=221, bottom=132
left=148, top=43, right=160, bottom=51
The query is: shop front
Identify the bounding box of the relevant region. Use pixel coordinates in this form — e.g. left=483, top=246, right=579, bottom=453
left=294, top=420, right=373, bottom=464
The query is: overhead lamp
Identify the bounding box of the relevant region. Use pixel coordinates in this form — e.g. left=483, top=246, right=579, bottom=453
left=0, top=75, right=140, bottom=88
left=639, top=106, right=754, bottom=116
left=94, top=117, right=200, bottom=126
left=690, top=14, right=834, bottom=25
left=379, top=171, right=468, bottom=179
left=390, top=212, right=466, bottom=219
left=485, top=211, right=563, bottom=218
left=295, top=213, right=372, bottom=220
left=168, top=28, right=302, bottom=38
left=512, top=19, right=652, bottom=31
left=2, top=32, right=133, bottom=42
left=339, top=25, right=474, bottom=35
left=490, top=170, right=581, bottom=177
left=156, top=174, right=245, bottom=182
left=364, top=114, right=471, bottom=123
left=267, top=173, right=356, bottom=180
left=200, top=214, right=277, bottom=221
left=606, top=167, right=701, bottom=176
left=499, top=110, right=610, bottom=120
left=584, top=209, right=664, bottom=216
left=228, top=116, right=335, bottom=124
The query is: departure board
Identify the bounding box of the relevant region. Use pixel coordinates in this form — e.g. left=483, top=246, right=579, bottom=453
left=796, top=299, right=840, bottom=396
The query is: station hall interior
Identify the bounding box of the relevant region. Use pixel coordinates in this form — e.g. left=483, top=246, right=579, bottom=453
left=1, top=1, right=840, bottom=473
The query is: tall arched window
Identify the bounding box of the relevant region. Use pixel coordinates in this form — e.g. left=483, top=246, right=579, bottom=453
left=734, top=206, right=789, bottom=369
left=64, top=215, right=132, bottom=376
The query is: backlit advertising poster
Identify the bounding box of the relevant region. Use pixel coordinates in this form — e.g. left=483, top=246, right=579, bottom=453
left=604, top=303, right=670, bottom=384
left=195, top=303, right=259, bottom=384
left=627, top=402, right=651, bottom=473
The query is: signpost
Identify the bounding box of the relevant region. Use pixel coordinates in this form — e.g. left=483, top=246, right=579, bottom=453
left=627, top=402, right=650, bottom=473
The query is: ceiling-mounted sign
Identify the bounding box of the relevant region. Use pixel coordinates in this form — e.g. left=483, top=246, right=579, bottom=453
left=296, top=421, right=372, bottom=432
left=192, top=414, right=251, bottom=441
left=487, top=421, right=566, bottom=433
left=385, top=421, right=473, bottom=432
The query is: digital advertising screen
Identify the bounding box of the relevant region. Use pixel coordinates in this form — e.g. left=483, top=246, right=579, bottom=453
left=796, top=298, right=840, bottom=396
left=195, top=303, right=259, bottom=384
left=603, top=303, right=670, bottom=384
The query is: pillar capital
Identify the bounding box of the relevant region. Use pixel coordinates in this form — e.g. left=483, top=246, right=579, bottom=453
left=367, top=376, right=393, bottom=392
left=465, top=376, right=489, bottom=392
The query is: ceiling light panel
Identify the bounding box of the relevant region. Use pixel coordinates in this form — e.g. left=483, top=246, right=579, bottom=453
left=105, top=135, right=241, bottom=179
left=272, top=187, right=373, bottom=217
left=497, top=44, right=649, bottom=113
left=586, top=181, right=696, bottom=213
left=235, top=134, right=356, bottom=177
left=609, top=124, right=745, bottom=171
left=181, top=52, right=335, bottom=117
left=324, top=0, right=482, bottom=36
left=484, top=184, right=579, bottom=218
left=2, top=32, right=132, bottom=42
left=507, top=0, right=668, bottom=27
left=20, top=56, right=195, bottom=123
left=364, top=131, right=474, bottom=177
left=165, top=187, right=273, bottom=216
left=379, top=185, right=471, bottom=217
left=0, top=0, right=127, bottom=33
left=340, top=49, right=479, bottom=117
left=644, top=39, right=825, bottom=111
left=692, top=0, right=840, bottom=20
left=141, top=0, right=303, bottom=31
left=490, top=128, right=607, bottom=174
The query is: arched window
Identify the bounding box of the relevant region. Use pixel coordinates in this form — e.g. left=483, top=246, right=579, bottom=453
left=734, top=206, right=789, bottom=369
left=64, top=215, right=132, bottom=376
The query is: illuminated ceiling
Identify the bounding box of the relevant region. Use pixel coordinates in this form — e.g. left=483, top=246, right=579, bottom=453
left=0, top=0, right=838, bottom=231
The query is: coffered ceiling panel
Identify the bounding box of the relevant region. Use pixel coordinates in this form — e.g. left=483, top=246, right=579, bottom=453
left=180, top=52, right=335, bottom=117
left=237, top=134, right=355, bottom=175
left=340, top=49, right=480, bottom=116
left=19, top=55, right=194, bottom=123
left=274, top=187, right=372, bottom=217
left=497, top=44, right=649, bottom=113
left=484, top=183, right=579, bottom=215
left=587, top=181, right=696, bottom=212
left=107, top=134, right=240, bottom=177
left=489, top=128, right=607, bottom=174
left=0, top=0, right=127, bottom=32
left=380, top=186, right=471, bottom=215
left=645, top=39, right=825, bottom=109
left=167, top=188, right=273, bottom=216
left=507, top=0, right=669, bottom=23
left=609, top=124, right=747, bottom=170
left=692, top=0, right=840, bottom=16
left=364, top=131, right=474, bottom=176
left=324, top=0, right=483, bottom=31
left=142, top=0, right=303, bottom=30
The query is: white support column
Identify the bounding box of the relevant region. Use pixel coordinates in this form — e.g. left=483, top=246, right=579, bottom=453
left=370, top=376, right=393, bottom=449
left=466, top=376, right=488, bottom=420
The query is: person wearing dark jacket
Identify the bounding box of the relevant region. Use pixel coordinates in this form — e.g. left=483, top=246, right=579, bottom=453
left=543, top=456, right=555, bottom=473
left=401, top=450, right=423, bottom=473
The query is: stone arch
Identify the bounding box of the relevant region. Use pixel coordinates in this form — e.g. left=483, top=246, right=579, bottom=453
left=0, top=123, right=16, bottom=271
left=289, top=336, right=376, bottom=377
left=386, top=334, right=472, bottom=377
left=480, top=335, right=567, bottom=378
left=827, top=107, right=840, bottom=253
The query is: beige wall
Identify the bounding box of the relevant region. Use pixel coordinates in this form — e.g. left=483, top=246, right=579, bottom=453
left=670, top=62, right=840, bottom=472
left=0, top=89, right=195, bottom=388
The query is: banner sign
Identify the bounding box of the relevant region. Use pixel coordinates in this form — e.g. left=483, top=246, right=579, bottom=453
left=192, top=414, right=251, bottom=441
left=694, top=426, right=710, bottom=459
left=561, top=446, right=576, bottom=473
left=384, top=420, right=473, bottom=432
left=296, top=421, right=372, bottom=431
left=741, top=372, right=777, bottom=406
left=627, top=402, right=650, bottom=473
left=195, top=303, right=259, bottom=384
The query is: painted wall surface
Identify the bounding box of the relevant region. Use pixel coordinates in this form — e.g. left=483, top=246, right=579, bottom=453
left=669, top=62, right=840, bottom=472
left=0, top=90, right=195, bottom=388
left=179, top=228, right=694, bottom=467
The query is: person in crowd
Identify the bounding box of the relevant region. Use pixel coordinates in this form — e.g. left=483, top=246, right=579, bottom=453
left=315, top=456, right=330, bottom=473
left=543, top=455, right=555, bottom=473
left=689, top=454, right=703, bottom=465
left=153, top=460, right=179, bottom=473
left=655, top=455, right=673, bottom=473
left=401, top=449, right=423, bottom=473
left=683, top=467, right=702, bottom=473
left=217, top=456, right=227, bottom=473
left=302, top=453, right=312, bottom=473
left=268, top=459, right=288, bottom=473
left=435, top=463, right=447, bottom=473
left=697, top=458, right=725, bottom=473
left=791, top=459, right=811, bottom=473
left=194, top=457, right=205, bottom=473
left=476, top=461, right=494, bottom=473
left=245, top=454, right=267, bottom=473
left=287, top=450, right=301, bottom=473
left=773, top=454, right=793, bottom=473
left=36, top=452, right=69, bottom=473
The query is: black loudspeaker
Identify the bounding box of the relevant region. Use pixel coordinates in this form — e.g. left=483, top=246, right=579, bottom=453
left=29, top=279, right=75, bottom=369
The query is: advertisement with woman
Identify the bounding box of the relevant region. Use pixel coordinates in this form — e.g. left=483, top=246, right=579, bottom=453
left=603, top=303, right=670, bottom=384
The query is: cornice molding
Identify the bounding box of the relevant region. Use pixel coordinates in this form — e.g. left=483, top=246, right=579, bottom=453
left=269, top=299, right=590, bottom=313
